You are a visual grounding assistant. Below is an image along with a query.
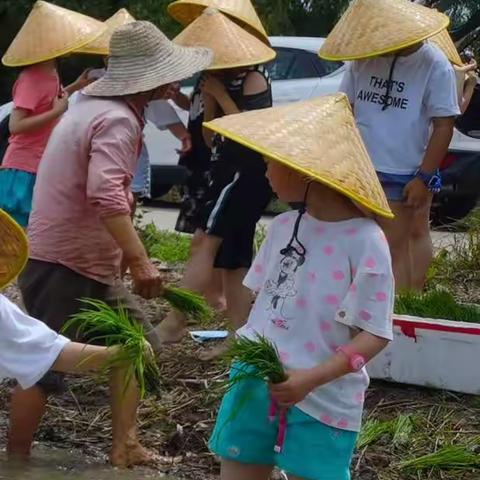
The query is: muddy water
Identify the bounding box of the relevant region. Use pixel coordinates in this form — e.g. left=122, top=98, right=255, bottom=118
left=0, top=448, right=171, bottom=480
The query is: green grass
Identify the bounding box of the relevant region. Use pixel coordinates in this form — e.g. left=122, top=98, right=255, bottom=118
left=138, top=222, right=191, bottom=264
left=395, top=290, right=480, bottom=323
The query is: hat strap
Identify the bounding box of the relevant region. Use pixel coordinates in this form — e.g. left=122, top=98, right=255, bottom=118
left=280, top=182, right=311, bottom=258
left=382, top=54, right=399, bottom=112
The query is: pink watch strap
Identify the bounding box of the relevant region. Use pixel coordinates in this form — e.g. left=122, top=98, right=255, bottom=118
left=336, top=346, right=366, bottom=371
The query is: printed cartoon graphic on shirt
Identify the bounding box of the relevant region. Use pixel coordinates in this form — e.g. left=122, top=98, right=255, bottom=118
left=356, top=75, right=409, bottom=110
left=264, top=247, right=306, bottom=329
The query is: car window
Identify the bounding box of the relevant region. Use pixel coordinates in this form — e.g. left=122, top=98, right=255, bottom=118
left=268, top=48, right=343, bottom=81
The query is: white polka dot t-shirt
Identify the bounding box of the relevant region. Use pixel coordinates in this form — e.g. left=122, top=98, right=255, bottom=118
left=239, top=211, right=394, bottom=432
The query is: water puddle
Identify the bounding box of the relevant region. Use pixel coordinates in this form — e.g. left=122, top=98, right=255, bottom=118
left=0, top=448, right=171, bottom=480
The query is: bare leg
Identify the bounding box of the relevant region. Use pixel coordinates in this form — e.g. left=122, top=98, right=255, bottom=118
left=221, top=459, right=272, bottom=480
left=155, top=230, right=222, bottom=343
left=52, top=342, right=155, bottom=467
left=377, top=202, right=415, bottom=291
left=409, top=197, right=433, bottom=290
left=199, top=268, right=252, bottom=361
left=8, top=386, right=47, bottom=458
left=204, top=268, right=227, bottom=310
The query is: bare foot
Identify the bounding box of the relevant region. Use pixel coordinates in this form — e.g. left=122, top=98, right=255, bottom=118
left=110, top=443, right=159, bottom=468
left=198, top=340, right=229, bottom=361
left=154, top=314, right=186, bottom=344
left=204, top=293, right=227, bottom=312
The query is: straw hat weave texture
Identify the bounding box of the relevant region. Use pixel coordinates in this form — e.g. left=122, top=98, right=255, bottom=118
left=204, top=94, right=393, bottom=218
left=174, top=8, right=275, bottom=70
left=0, top=210, right=28, bottom=290
left=84, top=21, right=213, bottom=97
left=168, top=0, right=269, bottom=44
left=2, top=1, right=106, bottom=67
left=430, top=30, right=463, bottom=66
left=76, top=8, right=136, bottom=56
left=319, top=0, right=449, bottom=61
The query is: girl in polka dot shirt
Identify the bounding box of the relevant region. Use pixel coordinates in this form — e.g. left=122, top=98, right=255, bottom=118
left=207, top=95, right=394, bottom=480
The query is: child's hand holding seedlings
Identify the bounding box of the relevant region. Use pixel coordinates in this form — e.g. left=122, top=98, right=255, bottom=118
left=270, top=331, right=390, bottom=407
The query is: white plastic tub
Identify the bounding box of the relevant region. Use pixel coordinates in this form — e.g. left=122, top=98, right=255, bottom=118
left=367, top=315, right=480, bottom=394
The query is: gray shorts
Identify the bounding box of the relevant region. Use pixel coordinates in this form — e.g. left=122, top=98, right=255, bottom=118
left=18, top=259, right=161, bottom=395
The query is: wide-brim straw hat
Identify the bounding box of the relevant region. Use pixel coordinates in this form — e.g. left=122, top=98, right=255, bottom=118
left=2, top=0, right=106, bottom=67
left=204, top=94, right=393, bottom=218
left=319, top=0, right=449, bottom=61
left=168, top=0, right=269, bottom=45
left=84, top=21, right=213, bottom=97
left=0, top=210, right=28, bottom=290
left=429, top=29, right=463, bottom=66
left=76, top=8, right=136, bottom=56
left=174, top=8, right=275, bottom=70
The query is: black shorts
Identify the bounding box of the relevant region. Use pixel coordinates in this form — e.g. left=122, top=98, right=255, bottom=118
left=200, top=160, right=272, bottom=270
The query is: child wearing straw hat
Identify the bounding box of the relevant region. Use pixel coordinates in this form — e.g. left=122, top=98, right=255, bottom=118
left=156, top=8, right=276, bottom=352
left=10, top=20, right=212, bottom=461
left=203, top=94, right=394, bottom=480
left=0, top=1, right=106, bottom=228
left=319, top=0, right=460, bottom=291
left=0, top=208, right=150, bottom=467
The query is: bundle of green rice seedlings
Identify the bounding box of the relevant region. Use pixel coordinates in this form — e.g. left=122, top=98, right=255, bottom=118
left=398, top=444, right=480, bottom=471
left=392, top=414, right=414, bottom=447
left=223, top=334, right=287, bottom=385
left=163, top=286, right=213, bottom=324
left=357, top=418, right=394, bottom=449
left=62, top=299, right=161, bottom=398
left=395, top=290, right=480, bottom=323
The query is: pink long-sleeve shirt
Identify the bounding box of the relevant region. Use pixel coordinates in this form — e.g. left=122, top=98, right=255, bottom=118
left=28, top=96, right=144, bottom=285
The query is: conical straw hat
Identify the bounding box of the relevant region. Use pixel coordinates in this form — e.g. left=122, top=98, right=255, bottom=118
left=76, top=8, right=136, bottom=56
left=174, top=8, right=275, bottom=70
left=204, top=94, right=393, bottom=218
left=429, top=29, right=463, bottom=66
left=319, top=0, right=449, bottom=61
left=168, top=0, right=269, bottom=44
left=2, top=1, right=106, bottom=67
left=0, top=210, right=28, bottom=290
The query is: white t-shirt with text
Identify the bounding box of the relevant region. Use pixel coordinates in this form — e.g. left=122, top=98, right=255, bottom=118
left=239, top=211, right=394, bottom=432
left=340, top=43, right=460, bottom=175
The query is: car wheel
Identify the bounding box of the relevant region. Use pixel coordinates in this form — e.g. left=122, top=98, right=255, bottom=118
left=431, top=195, right=478, bottom=227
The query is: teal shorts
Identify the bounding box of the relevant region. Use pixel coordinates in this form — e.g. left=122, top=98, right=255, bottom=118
left=0, top=168, right=36, bottom=227
left=209, top=364, right=358, bottom=480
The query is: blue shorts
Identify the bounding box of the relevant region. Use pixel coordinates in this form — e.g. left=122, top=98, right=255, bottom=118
left=0, top=168, right=36, bottom=227
left=377, top=171, right=415, bottom=202
left=209, top=364, right=357, bottom=480
left=131, top=143, right=151, bottom=198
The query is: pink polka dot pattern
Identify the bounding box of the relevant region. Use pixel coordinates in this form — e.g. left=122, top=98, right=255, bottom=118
left=355, top=392, right=364, bottom=405
left=320, top=320, right=332, bottom=332
left=365, top=257, right=377, bottom=269
left=308, top=271, right=317, bottom=283
left=254, top=264, right=263, bottom=274
left=325, top=295, right=339, bottom=306
left=332, top=270, right=345, bottom=281
left=279, top=216, right=290, bottom=225
left=344, top=227, right=358, bottom=236
left=296, top=297, right=307, bottom=309
left=304, top=341, right=316, bottom=353
left=323, top=245, right=335, bottom=256
left=375, top=291, right=387, bottom=302
left=315, top=225, right=327, bottom=235
left=329, top=343, right=339, bottom=352
left=351, top=267, right=357, bottom=277
left=321, top=414, right=334, bottom=425
left=359, top=310, right=372, bottom=322
left=349, top=283, right=358, bottom=293
left=337, top=418, right=349, bottom=429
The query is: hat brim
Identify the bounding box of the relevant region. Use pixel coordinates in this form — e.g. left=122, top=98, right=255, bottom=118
left=83, top=44, right=213, bottom=96
left=0, top=209, right=28, bottom=290
left=319, top=20, right=448, bottom=61
left=204, top=121, right=394, bottom=219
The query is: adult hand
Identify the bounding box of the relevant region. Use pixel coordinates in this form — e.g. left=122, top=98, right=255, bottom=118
left=176, top=132, right=192, bottom=155
left=403, top=177, right=430, bottom=209
left=269, top=369, right=318, bottom=407
left=53, top=91, right=69, bottom=115
left=74, top=69, right=95, bottom=90
left=165, top=82, right=181, bottom=101
left=464, top=59, right=478, bottom=74
left=129, top=257, right=164, bottom=299
left=200, top=74, right=227, bottom=100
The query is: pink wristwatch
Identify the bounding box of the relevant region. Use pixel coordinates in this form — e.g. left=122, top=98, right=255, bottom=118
left=336, top=346, right=366, bottom=371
